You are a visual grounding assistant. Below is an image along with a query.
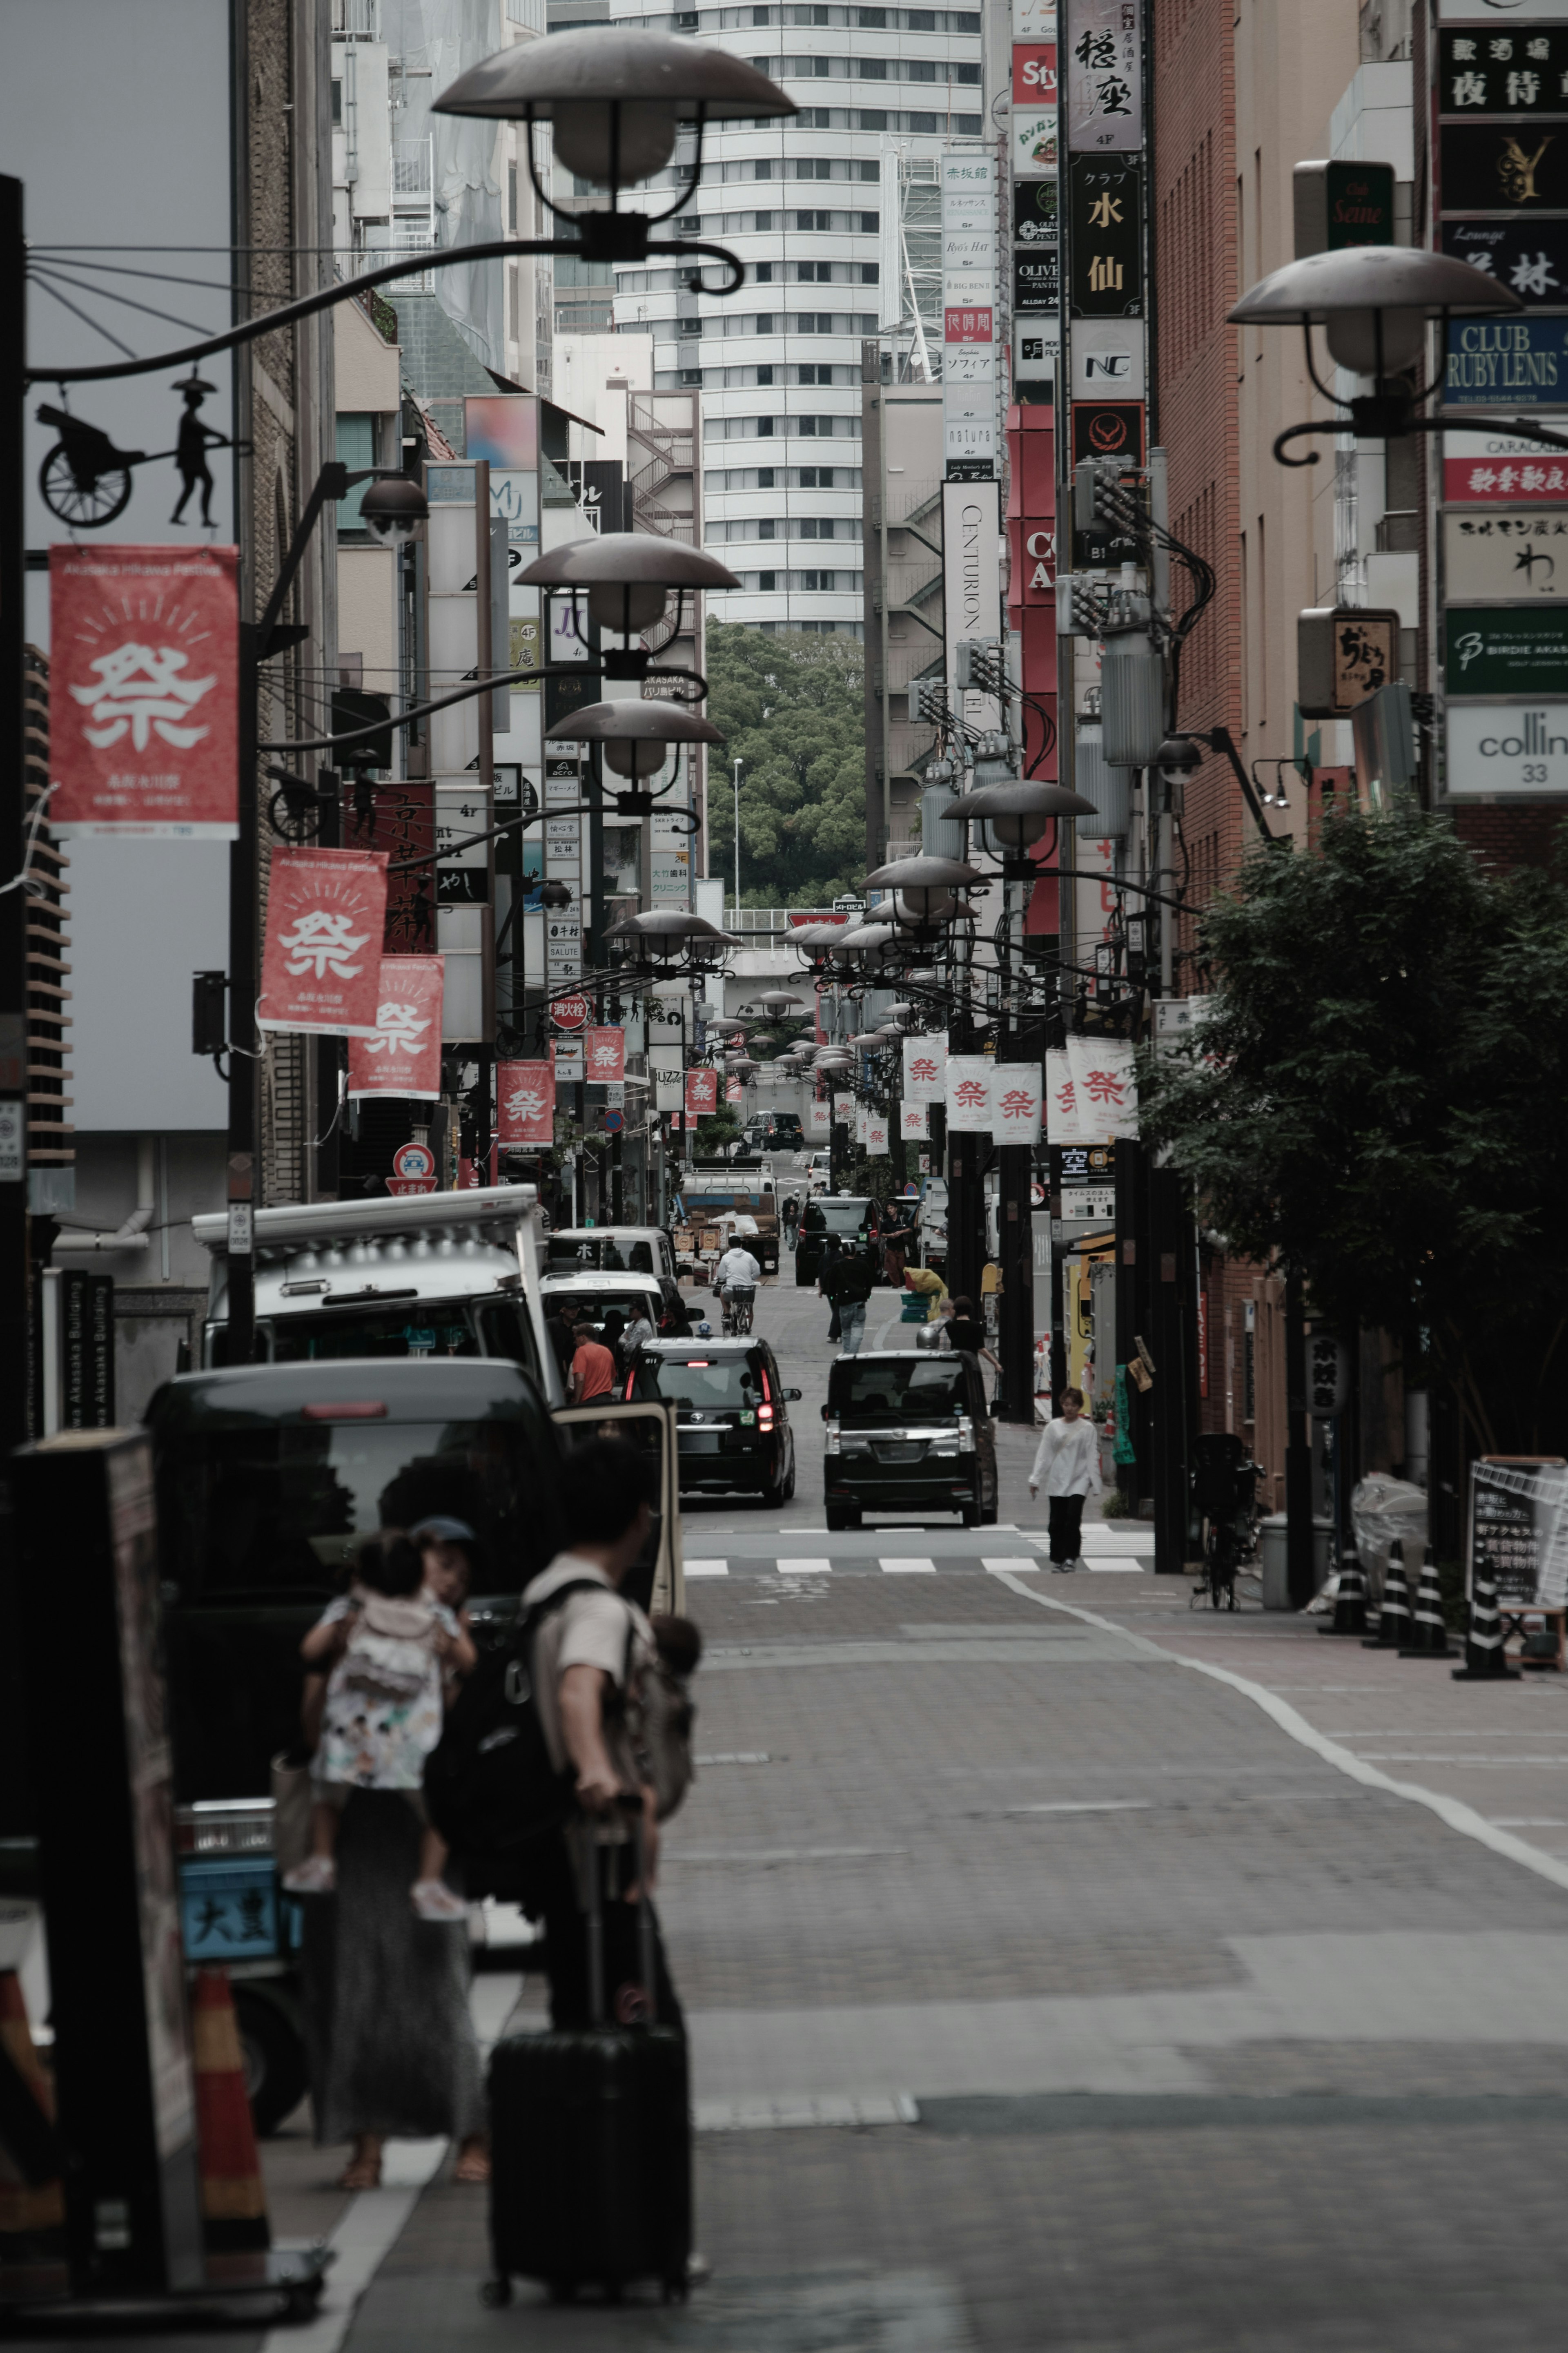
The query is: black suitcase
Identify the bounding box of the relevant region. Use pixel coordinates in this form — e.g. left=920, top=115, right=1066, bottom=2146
left=483, top=1818, right=691, bottom=2306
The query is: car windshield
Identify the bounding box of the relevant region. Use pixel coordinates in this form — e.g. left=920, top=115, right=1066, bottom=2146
left=155, top=1412, right=558, bottom=1598
left=545, top=1236, right=655, bottom=1274
left=632, top=1354, right=760, bottom=1409
left=263, top=1303, right=481, bottom=1361
left=546, top=1288, right=662, bottom=1330
left=805, top=1201, right=872, bottom=1234
left=831, top=1359, right=967, bottom=1421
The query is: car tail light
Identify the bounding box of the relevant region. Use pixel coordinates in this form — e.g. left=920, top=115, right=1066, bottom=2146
left=758, top=1405, right=775, bottom=1430
left=301, top=1401, right=388, bottom=1421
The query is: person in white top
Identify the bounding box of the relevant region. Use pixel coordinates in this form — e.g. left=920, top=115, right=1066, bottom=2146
left=1028, top=1386, right=1102, bottom=1572
left=715, top=1243, right=761, bottom=1296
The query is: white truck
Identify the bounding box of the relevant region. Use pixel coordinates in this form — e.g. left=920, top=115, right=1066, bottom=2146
left=192, top=1185, right=564, bottom=1405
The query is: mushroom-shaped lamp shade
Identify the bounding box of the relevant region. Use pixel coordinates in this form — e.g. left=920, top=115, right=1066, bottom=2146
left=604, top=909, right=740, bottom=964
left=757, top=991, right=804, bottom=1014
left=547, top=696, right=724, bottom=780
left=359, top=474, right=430, bottom=543
left=1227, top=244, right=1520, bottom=376
left=950, top=778, right=1098, bottom=851
left=864, top=853, right=981, bottom=924
left=434, top=29, right=794, bottom=188
left=517, top=533, right=739, bottom=637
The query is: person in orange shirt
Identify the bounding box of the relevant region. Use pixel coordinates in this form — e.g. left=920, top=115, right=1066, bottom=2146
left=569, top=1321, right=617, bottom=1403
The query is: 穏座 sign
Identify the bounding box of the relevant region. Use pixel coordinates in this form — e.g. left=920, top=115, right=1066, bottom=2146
left=50, top=544, right=240, bottom=837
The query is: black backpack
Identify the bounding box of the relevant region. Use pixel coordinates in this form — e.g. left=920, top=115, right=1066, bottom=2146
left=423, top=1578, right=620, bottom=1902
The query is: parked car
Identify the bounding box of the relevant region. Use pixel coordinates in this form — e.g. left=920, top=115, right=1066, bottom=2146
left=795, top=1194, right=880, bottom=1287
left=822, top=1348, right=994, bottom=1529
left=760, top=1112, right=804, bottom=1149
left=543, top=1225, right=677, bottom=1282
left=630, top=1336, right=802, bottom=1505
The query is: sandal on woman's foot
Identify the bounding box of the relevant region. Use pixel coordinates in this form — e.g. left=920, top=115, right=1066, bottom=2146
left=454, top=2142, right=490, bottom=2183
left=338, top=2153, right=382, bottom=2190
left=411, top=1878, right=468, bottom=1922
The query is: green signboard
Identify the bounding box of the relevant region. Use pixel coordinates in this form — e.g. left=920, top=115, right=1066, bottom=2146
left=1445, top=606, right=1568, bottom=697
left=1325, top=160, right=1395, bottom=249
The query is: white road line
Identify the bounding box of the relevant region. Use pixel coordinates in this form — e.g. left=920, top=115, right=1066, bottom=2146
left=1006, top=1800, right=1153, bottom=1815
left=695, top=2092, right=918, bottom=2132
left=777, top=1557, right=832, bottom=1575
left=1086, top=1559, right=1147, bottom=1572
left=686, top=1559, right=730, bottom=1578
left=259, top=2144, right=447, bottom=2353
left=981, top=1557, right=1039, bottom=1572
left=880, top=1557, right=937, bottom=1574
left=988, top=1570, right=1568, bottom=1902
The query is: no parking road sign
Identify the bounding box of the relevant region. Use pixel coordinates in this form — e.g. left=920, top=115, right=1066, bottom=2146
left=388, top=1139, right=438, bottom=1197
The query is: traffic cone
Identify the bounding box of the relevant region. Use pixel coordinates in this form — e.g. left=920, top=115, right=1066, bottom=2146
left=1399, top=1546, right=1455, bottom=1658
left=1319, top=1548, right=1369, bottom=1637
left=1453, top=1553, right=1522, bottom=1682
left=192, top=1968, right=270, bottom=2252
left=1363, top=1541, right=1411, bottom=1649
left=0, top=1969, right=64, bottom=2240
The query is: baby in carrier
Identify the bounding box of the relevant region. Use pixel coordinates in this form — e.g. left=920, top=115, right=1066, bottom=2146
left=284, top=1529, right=474, bottom=1921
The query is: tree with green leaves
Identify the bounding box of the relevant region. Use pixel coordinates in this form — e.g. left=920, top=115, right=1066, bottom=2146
left=1141, top=801, right=1568, bottom=1455
left=704, top=622, right=867, bottom=907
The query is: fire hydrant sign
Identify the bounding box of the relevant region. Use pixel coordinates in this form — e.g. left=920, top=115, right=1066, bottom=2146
left=50, top=544, right=240, bottom=836
left=347, top=957, right=445, bottom=1100
left=497, top=1059, right=555, bottom=1147
left=258, top=849, right=388, bottom=1037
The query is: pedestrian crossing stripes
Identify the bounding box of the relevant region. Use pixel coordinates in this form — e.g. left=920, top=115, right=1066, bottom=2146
left=684, top=1555, right=1048, bottom=1580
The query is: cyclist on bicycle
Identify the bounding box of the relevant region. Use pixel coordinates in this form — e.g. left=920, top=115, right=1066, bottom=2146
left=715, top=1239, right=762, bottom=1335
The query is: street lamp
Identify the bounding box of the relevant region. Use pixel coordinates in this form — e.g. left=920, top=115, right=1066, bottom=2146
left=864, top=853, right=981, bottom=927
left=948, top=778, right=1098, bottom=873
left=1226, top=245, right=1539, bottom=467
left=546, top=695, right=723, bottom=808
left=517, top=533, right=738, bottom=680
left=358, top=473, right=430, bottom=542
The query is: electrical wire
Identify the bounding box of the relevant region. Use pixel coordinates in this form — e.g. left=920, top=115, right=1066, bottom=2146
left=31, top=273, right=137, bottom=359
left=29, top=263, right=217, bottom=339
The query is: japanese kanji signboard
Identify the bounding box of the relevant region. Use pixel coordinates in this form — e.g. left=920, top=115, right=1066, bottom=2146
left=866, top=1115, right=889, bottom=1153
left=347, top=957, right=444, bottom=1101
left=50, top=543, right=240, bottom=837
left=990, top=1067, right=1043, bottom=1146
left=345, top=779, right=435, bottom=953
left=1068, top=159, right=1144, bottom=317
left=1045, top=1048, right=1082, bottom=1144
left=551, top=992, right=592, bottom=1032
left=258, top=848, right=388, bottom=1037
left=1440, top=28, right=1568, bottom=114
left=1443, top=430, right=1568, bottom=504
left=497, top=1059, right=555, bottom=1147
left=902, top=1033, right=948, bottom=1103
left=584, top=1026, right=626, bottom=1084
left=900, top=1098, right=929, bottom=1140
left=1442, top=221, right=1568, bottom=308
left=806, top=1099, right=831, bottom=1136
left=1468, top=1456, right=1568, bottom=1607
left=945, top=1055, right=994, bottom=1133
left=685, top=1067, right=718, bottom=1119
left=1065, top=1036, right=1138, bottom=1142
left=1066, top=0, right=1141, bottom=149
left=1444, top=510, right=1568, bottom=599
left=1298, top=609, right=1400, bottom=719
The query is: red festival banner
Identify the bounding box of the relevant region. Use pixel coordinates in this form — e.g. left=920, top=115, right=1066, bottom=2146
left=347, top=956, right=445, bottom=1100
left=584, top=1027, right=625, bottom=1085
left=258, top=848, right=388, bottom=1037
left=497, top=1059, right=555, bottom=1147
left=50, top=544, right=240, bottom=836
left=685, top=1067, right=718, bottom=1119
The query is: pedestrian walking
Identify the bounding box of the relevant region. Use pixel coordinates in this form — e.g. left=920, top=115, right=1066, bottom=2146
left=833, top=1247, right=875, bottom=1354
left=1028, top=1387, right=1102, bottom=1571
left=569, top=1321, right=617, bottom=1404
left=621, top=1299, right=658, bottom=1367
left=521, top=1438, right=687, bottom=2033
left=881, top=1202, right=917, bottom=1288
left=544, top=1299, right=576, bottom=1387
left=782, top=1193, right=801, bottom=1251
left=817, top=1233, right=844, bottom=1340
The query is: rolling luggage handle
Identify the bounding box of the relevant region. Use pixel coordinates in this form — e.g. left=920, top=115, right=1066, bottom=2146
left=583, top=1793, right=659, bottom=2029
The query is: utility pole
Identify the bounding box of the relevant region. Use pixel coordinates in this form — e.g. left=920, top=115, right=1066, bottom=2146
left=1285, top=1271, right=1316, bottom=1606
left=0, top=178, right=28, bottom=1449
left=731, top=756, right=742, bottom=919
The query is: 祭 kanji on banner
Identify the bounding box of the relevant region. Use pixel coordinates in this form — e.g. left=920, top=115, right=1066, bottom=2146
left=258, top=848, right=389, bottom=1037
left=991, top=1067, right=1043, bottom=1146
left=902, top=1033, right=947, bottom=1104
left=900, top=1099, right=929, bottom=1140
left=497, top=1059, right=554, bottom=1147
left=866, top=1114, right=889, bottom=1153
left=347, top=957, right=445, bottom=1100
left=806, top=1099, right=831, bottom=1136
left=855, top=1105, right=869, bottom=1144
left=584, top=1026, right=625, bottom=1084
left=1045, top=1048, right=1083, bottom=1144
left=685, top=1067, right=718, bottom=1118
left=945, top=1054, right=993, bottom=1133
left=50, top=544, right=240, bottom=836
left=725, top=1077, right=744, bottom=1104
left=833, top=1091, right=854, bottom=1124
left=1065, top=1035, right=1138, bottom=1141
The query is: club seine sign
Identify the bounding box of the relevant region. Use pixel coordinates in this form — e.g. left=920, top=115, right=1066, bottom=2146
left=1446, top=704, right=1568, bottom=795
left=1444, top=318, right=1568, bottom=404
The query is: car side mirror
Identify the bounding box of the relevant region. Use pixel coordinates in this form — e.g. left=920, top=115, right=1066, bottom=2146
left=820, top=1402, right=829, bottom=1421
left=786, top=1387, right=802, bottom=1401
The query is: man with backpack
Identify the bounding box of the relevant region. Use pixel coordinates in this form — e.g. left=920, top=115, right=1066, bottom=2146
left=831, top=1247, right=875, bottom=1355
left=522, top=1439, right=685, bottom=2032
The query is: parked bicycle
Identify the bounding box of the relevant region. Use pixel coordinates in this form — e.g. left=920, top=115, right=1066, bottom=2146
left=1189, top=1433, right=1262, bottom=1612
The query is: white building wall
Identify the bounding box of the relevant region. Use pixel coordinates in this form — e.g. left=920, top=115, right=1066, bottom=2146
left=604, top=0, right=985, bottom=639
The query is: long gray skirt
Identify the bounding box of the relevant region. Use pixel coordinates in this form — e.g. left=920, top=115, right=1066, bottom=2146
left=300, top=1790, right=486, bottom=2146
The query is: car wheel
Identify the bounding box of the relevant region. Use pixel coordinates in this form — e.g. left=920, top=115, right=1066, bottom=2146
left=783, top=1458, right=796, bottom=1502
left=234, top=1987, right=309, bottom=2137
left=826, top=1505, right=861, bottom=1531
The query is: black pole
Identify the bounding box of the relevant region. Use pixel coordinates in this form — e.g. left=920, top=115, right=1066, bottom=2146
left=1149, top=1162, right=1191, bottom=1573
left=1285, top=1269, right=1316, bottom=1606
left=1114, top=1138, right=1141, bottom=1506
left=0, top=179, right=28, bottom=1450
left=996, top=1019, right=1038, bottom=1425
left=226, top=623, right=260, bottom=1362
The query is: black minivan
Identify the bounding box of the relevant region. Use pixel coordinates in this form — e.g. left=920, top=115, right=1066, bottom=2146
left=823, top=1349, right=993, bottom=1528
left=630, top=1336, right=802, bottom=1505
left=795, top=1195, right=880, bottom=1287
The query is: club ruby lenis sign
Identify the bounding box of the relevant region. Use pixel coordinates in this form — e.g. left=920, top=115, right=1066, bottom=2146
left=258, top=849, right=389, bottom=1037
left=348, top=957, right=445, bottom=1100
left=497, top=1061, right=555, bottom=1148
left=50, top=544, right=240, bottom=836
left=685, top=1067, right=719, bottom=1119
